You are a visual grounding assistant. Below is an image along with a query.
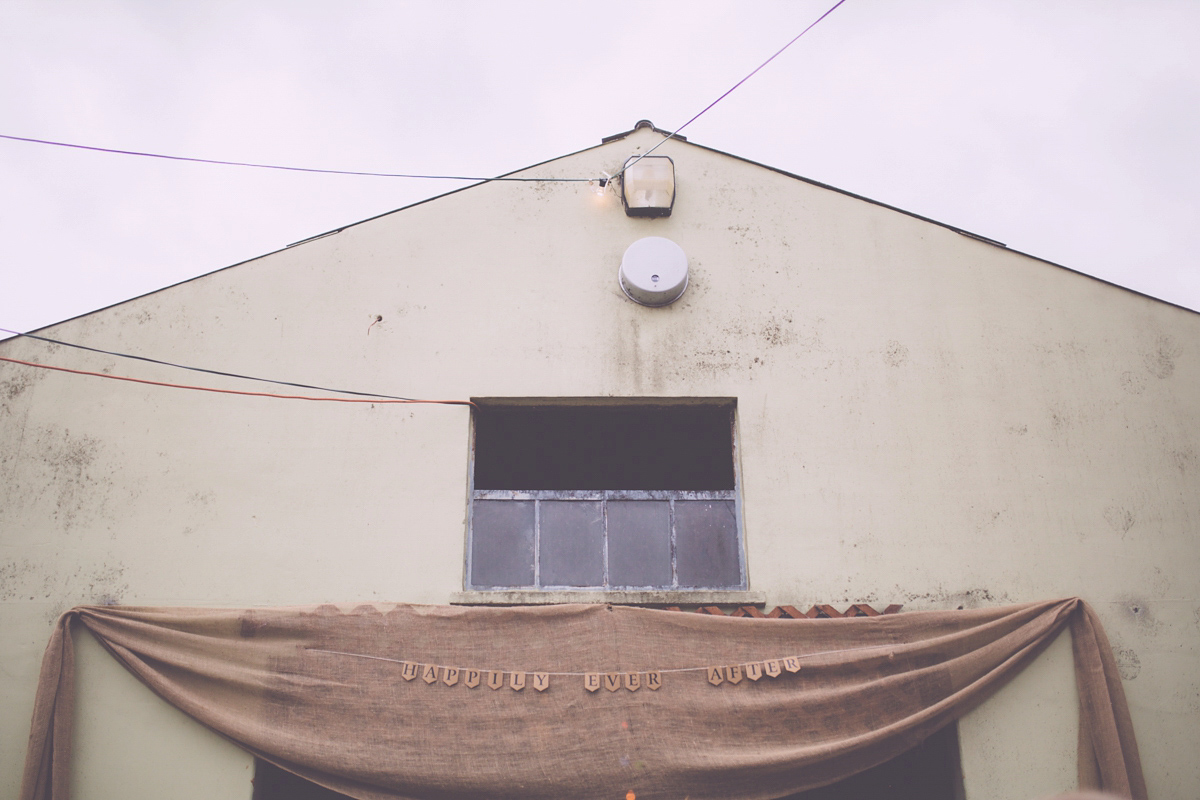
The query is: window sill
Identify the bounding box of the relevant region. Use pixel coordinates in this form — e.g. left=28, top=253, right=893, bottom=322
left=450, top=590, right=766, bottom=607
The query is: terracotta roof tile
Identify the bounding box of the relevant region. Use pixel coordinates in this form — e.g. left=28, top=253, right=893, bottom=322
left=669, top=603, right=901, bottom=617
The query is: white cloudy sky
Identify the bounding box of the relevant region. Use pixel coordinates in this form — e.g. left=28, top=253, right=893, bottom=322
left=2, top=0, right=1198, bottom=336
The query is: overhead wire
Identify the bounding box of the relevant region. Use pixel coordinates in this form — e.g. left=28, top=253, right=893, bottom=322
left=1, top=2, right=850, bottom=406
left=0, top=356, right=472, bottom=407
left=2, top=1, right=848, bottom=189
left=614, top=0, right=849, bottom=182
left=0, top=134, right=592, bottom=183
left=0, top=327, right=429, bottom=401
left=0, top=328, right=471, bottom=406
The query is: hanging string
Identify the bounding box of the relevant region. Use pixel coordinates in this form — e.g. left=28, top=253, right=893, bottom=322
left=305, top=639, right=892, bottom=677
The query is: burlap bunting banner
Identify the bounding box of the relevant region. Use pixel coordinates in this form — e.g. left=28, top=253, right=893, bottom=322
left=314, top=649, right=806, bottom=694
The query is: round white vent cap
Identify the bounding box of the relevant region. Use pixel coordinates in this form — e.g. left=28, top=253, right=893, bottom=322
left=619, top=236, right=688, bottom=307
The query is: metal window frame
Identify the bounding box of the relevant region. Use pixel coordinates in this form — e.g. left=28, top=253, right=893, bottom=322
left=464, top=399, right=746, bottom=592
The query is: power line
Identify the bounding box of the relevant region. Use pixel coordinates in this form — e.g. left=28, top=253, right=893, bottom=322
left=0, top=327, right=443, bottom=404
left=4, top=2, right=849, bottom=189
left=616, top=0, right=849, bottom=180
left=0, top=356, right=472, bottom=407
left=0, top=134, right=592, bottom=183
left=0, top=2, right=850, bottom=405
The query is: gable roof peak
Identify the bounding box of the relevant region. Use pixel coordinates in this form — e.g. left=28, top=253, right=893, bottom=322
left=601, top=119, right=687, bottom=144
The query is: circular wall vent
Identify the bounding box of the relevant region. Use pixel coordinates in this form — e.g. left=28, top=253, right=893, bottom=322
left=618, top=237, right=689, bottom=307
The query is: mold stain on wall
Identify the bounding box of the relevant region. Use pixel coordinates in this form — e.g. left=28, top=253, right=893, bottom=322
left=893, top=586, right=1013, bottom=610
left=1, top=424, right=117, bottom=534
left=0, top=558, right=129, bottom=613
left=1103, top=505, right=1136, bottom=537
left=1120, top=370, right=1146, bottom=395
left=2, top=369, right=41, bottom=405
left=882, top=340, right=910, bottom=368
left=657, top=311, right=817, bottom=384
left=1113, top=646, right=1141, bottom=681
left=1120, top=597, right=1163, bottom=635
left=40, top=427, right=109, bottom=532
left=1143, top=334, right=1182, bottom=379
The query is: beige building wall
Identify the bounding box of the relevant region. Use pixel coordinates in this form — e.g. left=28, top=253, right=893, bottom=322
left=2, top=125, right=1197, bottom=799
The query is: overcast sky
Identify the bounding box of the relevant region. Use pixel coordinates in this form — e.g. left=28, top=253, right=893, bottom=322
left=2, top=0, right=1198, bottom=337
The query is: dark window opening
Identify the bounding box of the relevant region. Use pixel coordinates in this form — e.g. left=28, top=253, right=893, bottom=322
left=472, top=401, right=735, bottom=490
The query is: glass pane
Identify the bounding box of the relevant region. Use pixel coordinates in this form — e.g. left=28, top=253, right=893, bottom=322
left=539, top=501, right=604, bottom=587
left=607, top=500, right=672, bottom=588
left=674, top=500, right=741, bottom=588
left=469, top=500, right=535, bottom=588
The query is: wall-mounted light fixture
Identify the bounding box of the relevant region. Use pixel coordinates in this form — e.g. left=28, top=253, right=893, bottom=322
left=621, top=155, right=675, bottom=218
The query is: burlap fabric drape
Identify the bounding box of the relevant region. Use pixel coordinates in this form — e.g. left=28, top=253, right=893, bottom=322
left=21, top=598, right=1145, bottom=800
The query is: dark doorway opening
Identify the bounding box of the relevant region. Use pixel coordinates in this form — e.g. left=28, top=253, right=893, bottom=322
left=252, top=761, right=346, bottom=800
left=783, top=724, right=965, bottom=800
left=253, top=723, right=963, bottom=800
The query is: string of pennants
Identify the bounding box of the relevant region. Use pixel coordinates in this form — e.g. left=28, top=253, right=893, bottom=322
left=310, top=649, right=808, bottom=694
left=307, top=603, right=901, bottom=695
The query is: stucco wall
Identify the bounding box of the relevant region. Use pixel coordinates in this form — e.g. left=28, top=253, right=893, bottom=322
left=2, top=126, right=1197, bottom=799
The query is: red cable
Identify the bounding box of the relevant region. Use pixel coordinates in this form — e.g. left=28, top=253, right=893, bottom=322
left=0, top=356, right=473, bottom=407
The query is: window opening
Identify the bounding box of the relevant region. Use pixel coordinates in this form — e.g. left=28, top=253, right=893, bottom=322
left=467, top=399, right=743, bottom=591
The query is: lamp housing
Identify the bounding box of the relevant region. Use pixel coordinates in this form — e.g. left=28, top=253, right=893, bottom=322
left=621, top=155, right=675, bottom=218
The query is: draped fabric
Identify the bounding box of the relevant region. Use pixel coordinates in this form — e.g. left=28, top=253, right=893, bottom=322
left=21, top=599, right=1145, bottom=800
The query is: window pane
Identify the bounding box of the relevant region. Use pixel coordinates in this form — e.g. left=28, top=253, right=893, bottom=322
left=470, top=500, right=535, bottom=588
left=607, top=500, right=672, bottom=587
left=675, top=500, right=741, bottom=588
left=539, top=501, right=605, bottom=587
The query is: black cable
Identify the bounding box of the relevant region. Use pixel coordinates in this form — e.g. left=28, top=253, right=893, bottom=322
left=0, top=327, right=422, bottom=402
left=5, top=3, right=848, bottom=188
left=0, top=134, right=594, bottom=182
left=616, top=0, right=849, bottom=179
